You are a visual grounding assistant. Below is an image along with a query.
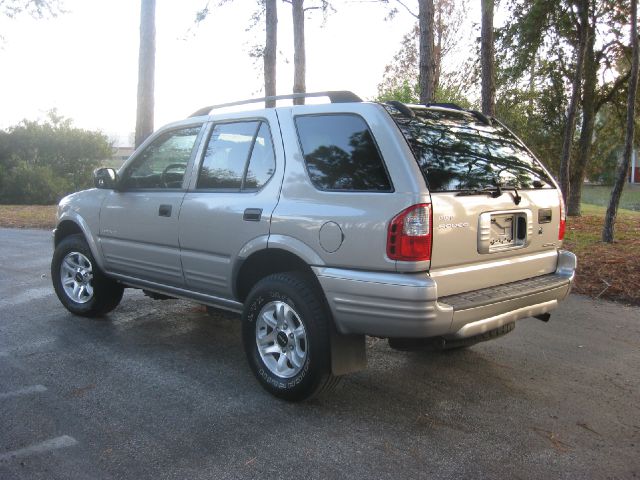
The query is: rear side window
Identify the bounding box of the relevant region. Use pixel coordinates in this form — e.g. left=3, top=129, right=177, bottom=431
left=197, top=120, right=276, bottom=191
left=295, top=114, right=392, bottom=192
left=198, top=121, right=259, bottom=189
left=384, top=105, right=553, bottom=192
left=245, top=122, right=276, bottom=191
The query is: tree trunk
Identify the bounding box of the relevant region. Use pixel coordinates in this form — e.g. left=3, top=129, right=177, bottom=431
left=418, top=0, right=435, bottom=103
left=264, top=0, right=278, bottom=108
left=603, top=0, right=638, bottom=242
left=567, top=19, right=597, bottom=217
left=480, top=0, right=496, bottom=116
left=292, top=0, right=306, bottom=105
left=433, top=0, right=443, bottom=94
left=135, top=0, right=156, bottom=149
left=558, top=0, right=589, bottom=204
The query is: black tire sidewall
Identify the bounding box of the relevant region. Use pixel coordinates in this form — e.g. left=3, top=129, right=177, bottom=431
left=242, top=274, right=330, bottom=401
left=51, top=234, right=121, bottom=317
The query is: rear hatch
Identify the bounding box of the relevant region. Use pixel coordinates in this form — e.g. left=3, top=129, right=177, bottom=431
left=385, top=104, right=564, bottom=296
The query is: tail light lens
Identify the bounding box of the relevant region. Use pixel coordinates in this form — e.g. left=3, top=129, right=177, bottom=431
left=387, top=204, right=432, bottom=261
left=558, top=190, right=566, bottom=241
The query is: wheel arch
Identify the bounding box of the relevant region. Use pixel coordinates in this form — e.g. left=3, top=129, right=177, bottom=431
left=234, top=248, right=319, bottom=303
left=235, top=240, right=367, bottom=379
left=54, top=220, right=83, bottom=246
left=54, top=214, right=106, bottom=271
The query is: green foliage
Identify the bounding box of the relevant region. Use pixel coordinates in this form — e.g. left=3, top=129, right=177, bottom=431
left=375, top=80, right=419, bottom=103
left=1, top=163, right=69, bottom=204
left=496, top=0, right=631, bottom=182
left=375, top=77, right=475, bottom=108
left=436, top=82, right=474, bottom=109
left=494, top=57, right=569, bottom=175
left=588, top=99, right=640, bottom=184
left=0, top=111, right=112, bottom=204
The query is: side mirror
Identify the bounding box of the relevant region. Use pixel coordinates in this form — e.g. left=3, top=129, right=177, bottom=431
left=94, top=167, right=119, bottom=189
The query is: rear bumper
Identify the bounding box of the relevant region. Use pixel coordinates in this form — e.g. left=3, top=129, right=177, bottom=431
left=314, top=250, right=576, bottom=339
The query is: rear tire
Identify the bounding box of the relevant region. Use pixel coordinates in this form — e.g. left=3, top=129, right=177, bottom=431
left=51, top=234, right=124, bottom=317
left=242, top=272, right=338, bottom=402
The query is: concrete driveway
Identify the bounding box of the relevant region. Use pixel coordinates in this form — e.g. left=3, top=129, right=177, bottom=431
left=0, top=228, right=638, bottom=479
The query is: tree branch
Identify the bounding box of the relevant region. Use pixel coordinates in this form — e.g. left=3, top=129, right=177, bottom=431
left=394, top=0, right=418, bottom=18
left=596, top=69, right=632, bottom=112
left=595, top=39, right=624, bottom=62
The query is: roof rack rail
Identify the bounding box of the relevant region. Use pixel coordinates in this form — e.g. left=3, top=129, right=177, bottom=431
left=189, top=90, right=363, bottom=117
left=424, top=102, right=464, bottom=111
left=385, top=100, right=416, bottom=118
left=469, top=110, right=491, bottom=125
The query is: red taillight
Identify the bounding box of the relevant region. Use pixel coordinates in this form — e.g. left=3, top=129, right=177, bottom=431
left=387, top=203, right=432, bottom=261
left=558, top=190, right=566, bottom=241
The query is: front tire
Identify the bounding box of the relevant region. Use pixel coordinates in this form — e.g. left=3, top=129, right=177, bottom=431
left=51, top=234, right=124, bottom=317
left=242, top=272, right=338, bottom=402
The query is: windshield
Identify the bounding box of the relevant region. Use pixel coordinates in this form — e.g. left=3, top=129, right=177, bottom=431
left=384, top=105, right=554, bottom=192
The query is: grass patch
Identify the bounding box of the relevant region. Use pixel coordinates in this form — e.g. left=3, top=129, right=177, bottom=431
left=0, top=205, right=57, bottom=229
left=581, top=184, right=640, bottom=211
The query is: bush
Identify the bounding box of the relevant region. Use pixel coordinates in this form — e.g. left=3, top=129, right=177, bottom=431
left=0, top=162, right=71, bottom=204
left=0, top=111, right=112, bottom=204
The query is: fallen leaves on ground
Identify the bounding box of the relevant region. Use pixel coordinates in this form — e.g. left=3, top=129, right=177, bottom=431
left=0, top=205, right=57, bottom=230
left=564, top=213, right=640, bottom=306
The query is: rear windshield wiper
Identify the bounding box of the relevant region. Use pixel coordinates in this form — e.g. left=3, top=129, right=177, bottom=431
left=455, top=185, right=522, bottom=204
left=500, top=186, right=522, bottom=205
left=455, top=187, right=502, bottom=198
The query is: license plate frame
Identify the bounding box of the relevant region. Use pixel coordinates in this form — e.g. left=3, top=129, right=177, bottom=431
left=478, top=210, right=531, bottom=254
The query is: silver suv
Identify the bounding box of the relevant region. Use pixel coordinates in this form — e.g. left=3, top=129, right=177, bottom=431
left=51, top=91, right=576, bottom=401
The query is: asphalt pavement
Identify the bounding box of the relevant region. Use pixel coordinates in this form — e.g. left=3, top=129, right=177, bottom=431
left=0, top=228, right=639, bottom=479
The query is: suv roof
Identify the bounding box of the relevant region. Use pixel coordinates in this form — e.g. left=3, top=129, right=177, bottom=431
left=188, top=90, right=493, bottom=129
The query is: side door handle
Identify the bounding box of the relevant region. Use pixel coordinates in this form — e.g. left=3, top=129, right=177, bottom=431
left=159, top=204, right=172, bottom=217
left=243, top=208, right=262, bottom=222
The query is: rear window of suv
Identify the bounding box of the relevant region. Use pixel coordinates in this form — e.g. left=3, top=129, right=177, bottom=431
left=384, top=105, right=554, bottom=192
left=295, top=114, right=392, bottom=192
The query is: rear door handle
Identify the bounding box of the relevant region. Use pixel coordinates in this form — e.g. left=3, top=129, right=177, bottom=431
left=159, top=204, right=172, bottom=217
left=243, top=208, right=262, bottom=222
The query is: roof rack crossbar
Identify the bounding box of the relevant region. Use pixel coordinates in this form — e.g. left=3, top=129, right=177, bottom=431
left=189, top=90, right=363, bottom=117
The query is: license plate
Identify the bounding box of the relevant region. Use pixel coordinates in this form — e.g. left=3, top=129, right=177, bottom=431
left=490, top=214, right=515, bottom=248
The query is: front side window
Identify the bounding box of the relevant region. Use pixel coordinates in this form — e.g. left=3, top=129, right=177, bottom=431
left=197, top=120, right=275, bottom=191
left=121, top=126, right=201, bottom=189
left=295, top=114, right=392, bottom=192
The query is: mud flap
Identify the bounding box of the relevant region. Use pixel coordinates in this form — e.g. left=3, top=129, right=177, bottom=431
left=330, top=330, right=366, bottom=376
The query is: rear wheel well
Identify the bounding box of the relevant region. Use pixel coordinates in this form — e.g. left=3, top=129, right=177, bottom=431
left=235, top=249, right=318, bottom=303
left=54, top=220, right=83, bottom=247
